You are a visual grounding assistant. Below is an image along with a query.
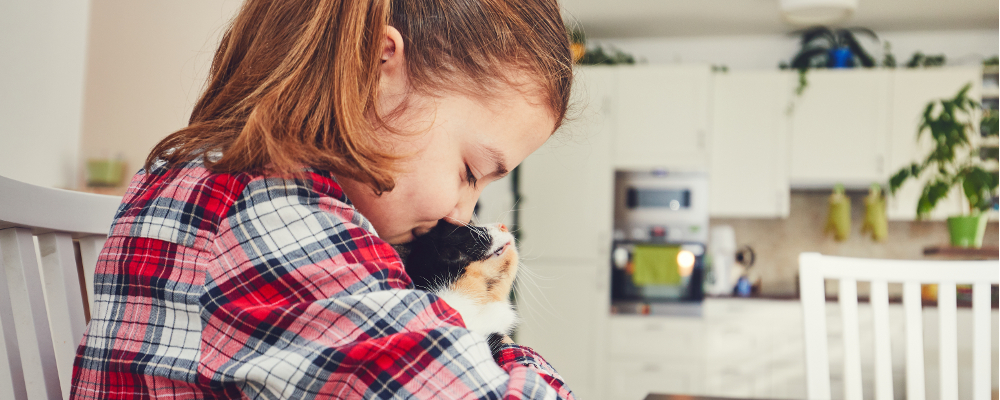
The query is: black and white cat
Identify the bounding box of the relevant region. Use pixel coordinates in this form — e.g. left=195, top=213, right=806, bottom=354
left=398, top=220, right=519, bottom=340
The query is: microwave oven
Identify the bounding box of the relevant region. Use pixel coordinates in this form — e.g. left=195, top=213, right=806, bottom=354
left=613, top=170, right=709, bottom=243
left=610, top=170, right=708, bottom=315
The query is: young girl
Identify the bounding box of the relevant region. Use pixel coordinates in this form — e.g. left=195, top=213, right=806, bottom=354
left=70, top=0, right=575, bottom=399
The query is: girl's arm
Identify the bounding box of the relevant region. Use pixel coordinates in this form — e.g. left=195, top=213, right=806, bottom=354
left=201, top=174, right=575, bottom=399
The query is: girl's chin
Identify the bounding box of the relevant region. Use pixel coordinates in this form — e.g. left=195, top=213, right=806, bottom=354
left=383, top=232, right=414, bottom=245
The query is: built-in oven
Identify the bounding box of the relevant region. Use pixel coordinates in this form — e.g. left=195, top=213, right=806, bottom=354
left=611, top=170, right=708, bottom=316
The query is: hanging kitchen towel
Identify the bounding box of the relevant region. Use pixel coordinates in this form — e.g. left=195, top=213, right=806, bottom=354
left=631, top=245, right=681, bottom=286
left=862, top=184, right=888, bottom=241
left=825, top=184, right=851, bottom=241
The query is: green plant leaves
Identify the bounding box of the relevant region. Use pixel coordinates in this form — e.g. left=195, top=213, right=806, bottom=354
left=889, top=162, right=924, bottom=194
left=961, top=166, right=999, bottom=213
left=788, top=26, right=878, bottom=70
left=982, top=112, right=998, bottom=137
left=917, top=179, right=952, bottom=218
left=889, top=83, right=996, bottom=216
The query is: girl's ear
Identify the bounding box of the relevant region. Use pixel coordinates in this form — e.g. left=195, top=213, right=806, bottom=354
left=379, top=26, right=407, bottom=98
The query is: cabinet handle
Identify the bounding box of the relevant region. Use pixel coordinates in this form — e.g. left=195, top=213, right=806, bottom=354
left=876, top=155, right=884, bottom=174
left=643, top=363, right=661, bottom=373
left=698, top=130, right=706, bottom=149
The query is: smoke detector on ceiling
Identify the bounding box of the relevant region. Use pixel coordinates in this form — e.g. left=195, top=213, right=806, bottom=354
left=780, top=0, right=859, bottom=25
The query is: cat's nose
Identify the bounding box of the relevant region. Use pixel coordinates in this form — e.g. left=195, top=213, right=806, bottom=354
left=499, top=224, right=507, bottom=232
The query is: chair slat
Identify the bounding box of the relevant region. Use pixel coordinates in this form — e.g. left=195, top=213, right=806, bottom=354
left=839, top=278, right=863, bottom=400
left=799, top=253, right=831, bottom=400
left=76, top=235, right=105, bottom=316
left=0, top=228, right=62, bottom=400
left=902, top=282, right=926, bottom=400
left=0, top=233, right=29, bottom=400
left=800, top=253, right=995, bottom=400
left=870, top=280, right=893, bottom=400
left=937, top=282, right=958, bottom=400
left=37, top=233, right=86, bottom=399
left=971, top=282, right=991, bottom=400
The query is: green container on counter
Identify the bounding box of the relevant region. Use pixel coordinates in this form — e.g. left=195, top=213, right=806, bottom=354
left=946, top=214, right=988, bottom=248
left=86, top=159, right=126, bottom=187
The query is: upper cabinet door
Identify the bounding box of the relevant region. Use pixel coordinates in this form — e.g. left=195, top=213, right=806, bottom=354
left=613, top=65, right=712, bottom=171
left=887, top=68, right=981, bottom=220
left=518, top=66, right=616, bottom=261
left=709, top=72, right=791, bottom=218
left=789, top=69, right=891, bottom=187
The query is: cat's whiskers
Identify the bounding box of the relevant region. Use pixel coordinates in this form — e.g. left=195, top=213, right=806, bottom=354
left=441, top=215, right=493, bottom=248
left=510, top=262, right=560, bottom=323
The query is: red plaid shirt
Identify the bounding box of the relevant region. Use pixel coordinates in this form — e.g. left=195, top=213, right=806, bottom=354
left=71, top=159, right=575, bottom=399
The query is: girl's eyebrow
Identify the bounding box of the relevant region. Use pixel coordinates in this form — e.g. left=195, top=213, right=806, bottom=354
left=483, top=146, right=509, bottom=178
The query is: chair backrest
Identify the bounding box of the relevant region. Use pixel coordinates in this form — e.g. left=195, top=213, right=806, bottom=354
left=0, top=176, right=120, bottom=400
left=799, top=252, right=998, bottom=400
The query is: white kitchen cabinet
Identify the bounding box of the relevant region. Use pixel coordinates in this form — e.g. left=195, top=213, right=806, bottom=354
left=608, top=316, right=705, bottom=400
left=607, top=300, right=805, bottom=400
left=886, top=68, right=981, bottom=220
left=709, top=72, right=792, bottom=217
left=610, top=360, right=703, bottom=400
left=606, top=298, right=998, bottom=400
left=515, top=260, right=604, bottom=400
left=612, top=65, right=713, bottom=171
left=519, top=66, right=615, bottom=261
left=517, top=66, right=616, bottom=399
left=789, top=69, right=892, bottom=187
left=608, top=315, right=704, bottom=362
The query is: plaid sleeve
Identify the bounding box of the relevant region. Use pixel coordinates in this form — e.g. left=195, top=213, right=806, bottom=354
left=202, top=175, right=576, bottom=399
left=494, top=345, right=575, bottom=399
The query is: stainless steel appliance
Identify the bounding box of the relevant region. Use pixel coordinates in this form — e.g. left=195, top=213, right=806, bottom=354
left=610, top=170, right=708, bottom=315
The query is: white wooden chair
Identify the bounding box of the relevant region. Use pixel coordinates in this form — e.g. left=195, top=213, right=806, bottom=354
left=799, top=252, right=998, bottom=400
left=0, top=175, right=121, bottom=400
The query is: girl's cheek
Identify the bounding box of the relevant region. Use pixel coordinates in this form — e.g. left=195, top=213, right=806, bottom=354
left=414, top=179, right=462, bottom=222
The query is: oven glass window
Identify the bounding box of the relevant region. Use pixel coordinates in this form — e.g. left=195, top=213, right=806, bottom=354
left=627, top=188, right=691, bottom=210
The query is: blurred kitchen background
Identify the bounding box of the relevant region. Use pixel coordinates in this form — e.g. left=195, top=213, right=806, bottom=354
left=1, top=1, right=998, bottom=399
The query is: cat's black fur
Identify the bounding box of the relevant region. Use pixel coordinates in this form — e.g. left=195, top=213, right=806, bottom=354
left=399, top=220, right=492, bottom=292
left=396, top=220, right=515, bottom=354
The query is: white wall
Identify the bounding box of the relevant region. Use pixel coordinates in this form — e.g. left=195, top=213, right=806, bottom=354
left=592, top=29, right=999, bottom=70
left=0, top=0, right=91, bottom=188
left=80, top=0, right=243, bottom=182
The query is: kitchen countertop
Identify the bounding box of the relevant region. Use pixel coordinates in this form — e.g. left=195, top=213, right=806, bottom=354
left=707, top=289, right=1000, bottom=309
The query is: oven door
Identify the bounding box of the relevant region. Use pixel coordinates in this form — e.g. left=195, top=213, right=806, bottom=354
left=610, top=241, right=704, bottom=303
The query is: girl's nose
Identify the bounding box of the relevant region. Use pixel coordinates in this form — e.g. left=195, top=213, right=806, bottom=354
left=446, top=199, right=477, bottom=226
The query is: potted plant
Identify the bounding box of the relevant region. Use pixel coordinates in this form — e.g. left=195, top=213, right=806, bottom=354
left=889, top=83, right=999, bottom=248
left=789, top=26, right=877, bottom=69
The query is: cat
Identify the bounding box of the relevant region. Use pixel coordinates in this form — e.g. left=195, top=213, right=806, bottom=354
left=396, top=220, right=520, bottom=342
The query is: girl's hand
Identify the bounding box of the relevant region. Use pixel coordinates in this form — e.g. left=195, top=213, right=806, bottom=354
left=499, top=334, right=514, bottom=345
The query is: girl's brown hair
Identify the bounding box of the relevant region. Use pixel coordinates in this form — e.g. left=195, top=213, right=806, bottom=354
left=145, top=0, right=572, bottom=194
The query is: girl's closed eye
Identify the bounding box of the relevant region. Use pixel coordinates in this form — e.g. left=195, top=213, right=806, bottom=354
left=464, top=163, right=478, bottom=188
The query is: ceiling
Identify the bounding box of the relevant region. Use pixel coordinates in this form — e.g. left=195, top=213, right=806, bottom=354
left=562, top=0, right=999, bottom=38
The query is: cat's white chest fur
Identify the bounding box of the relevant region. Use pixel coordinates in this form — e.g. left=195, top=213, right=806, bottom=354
left=435, top=288, right=518, bottom=338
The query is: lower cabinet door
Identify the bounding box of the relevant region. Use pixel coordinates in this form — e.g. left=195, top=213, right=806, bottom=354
left=703, top=366, right=758, bottom=398
left=609, top=360, right=703, bottom=400
left=515, top=261, right=601, bottom=399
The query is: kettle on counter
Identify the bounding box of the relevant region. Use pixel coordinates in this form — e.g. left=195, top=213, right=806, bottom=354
left=707, top=225, right=756, bottom=296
